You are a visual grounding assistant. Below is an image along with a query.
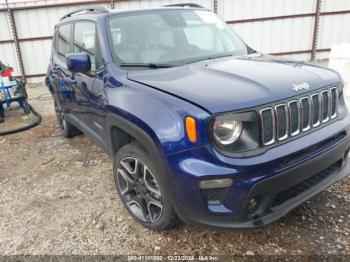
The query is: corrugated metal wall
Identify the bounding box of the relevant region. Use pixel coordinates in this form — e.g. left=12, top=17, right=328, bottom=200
left=14, top=3, right=112, bottom=81
left=217, top=0, right=316, bottom=60
left=318, top=0, right=350, bottom=59
left=0, top=0, right=350, bottom=83
left=0, top=1, right=113, bottom=82
left=218, top=0, right=350, bottom=61
left=0, top=9, right=20, bottom=74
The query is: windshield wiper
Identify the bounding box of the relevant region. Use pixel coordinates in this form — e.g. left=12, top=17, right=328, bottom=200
left=184, top=53, right=234, bottom=65
left=119, top=63, right=175, bottom=69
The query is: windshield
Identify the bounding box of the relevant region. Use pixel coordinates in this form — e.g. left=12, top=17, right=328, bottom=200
left=108, top=9, right=249, bottom=66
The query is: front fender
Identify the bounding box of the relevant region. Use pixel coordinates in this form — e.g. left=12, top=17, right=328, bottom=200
left=105, top=79, right=210, bottom=156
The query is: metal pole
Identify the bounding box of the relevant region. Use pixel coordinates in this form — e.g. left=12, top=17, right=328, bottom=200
left=213, top=0, right=218, bottom=14
left=5, top=0, right=26, bottom=82
left=311, top=0, right=322, bottom=61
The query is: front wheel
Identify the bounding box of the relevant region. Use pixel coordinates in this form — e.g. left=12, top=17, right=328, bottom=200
left=113, top=142, right=178, bottom=230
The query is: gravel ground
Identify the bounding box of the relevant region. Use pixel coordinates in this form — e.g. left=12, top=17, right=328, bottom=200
left=0, top=84, right=349, bottom=257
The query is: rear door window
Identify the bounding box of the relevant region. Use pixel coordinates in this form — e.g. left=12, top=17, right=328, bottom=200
left=57, top=23, right=72, bottom=57
left=73, top=22, right=97, bottom=71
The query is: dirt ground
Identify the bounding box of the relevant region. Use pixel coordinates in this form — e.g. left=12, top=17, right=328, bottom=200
left=0, top=84, right=349, bottom=257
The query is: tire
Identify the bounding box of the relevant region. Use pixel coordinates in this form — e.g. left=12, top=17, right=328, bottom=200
left=54, top=98, right=80, bottom=138
left=113, top=142, right=179, bottom=230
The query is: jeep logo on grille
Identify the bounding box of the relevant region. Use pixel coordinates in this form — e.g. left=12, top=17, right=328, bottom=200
left=292, top=82, right=310, bottom=92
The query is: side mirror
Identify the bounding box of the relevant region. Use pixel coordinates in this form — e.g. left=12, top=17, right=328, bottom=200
left=66, top=53, right=91, bottom=73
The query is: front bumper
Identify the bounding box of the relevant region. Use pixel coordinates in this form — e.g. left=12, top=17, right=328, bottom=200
left=166, top=115, right=350, bottom=229
left=176, top=147, right=350, bottom=229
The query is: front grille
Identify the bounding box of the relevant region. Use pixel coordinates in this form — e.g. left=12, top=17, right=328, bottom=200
left=288, top=101, right=300, bottom=136
left=260, top=87, right=339, bottom=146
left=272, top=160, right=342, bottom=207
left=330, top=87, right=338, bottom=118
left=300, top=97, right=311, bottom=131
left=260, top=108, right=275, bottom=145
left=311, top=93, right=321, bottom=127
left=321, top=90, right=330, bottom=122
left=275, top=104, right=288, bottom=140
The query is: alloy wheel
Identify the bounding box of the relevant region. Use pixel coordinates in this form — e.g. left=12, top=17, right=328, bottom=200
left=116, top=157, right=163, bottom=223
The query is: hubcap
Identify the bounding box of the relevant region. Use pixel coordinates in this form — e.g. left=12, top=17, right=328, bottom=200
left=116, top=157, right=163, bottom=223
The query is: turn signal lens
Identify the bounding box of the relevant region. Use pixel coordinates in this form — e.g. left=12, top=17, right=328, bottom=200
left=186, top=116, right=197, bottom=143
left=199, top=178, right=233, bottom=189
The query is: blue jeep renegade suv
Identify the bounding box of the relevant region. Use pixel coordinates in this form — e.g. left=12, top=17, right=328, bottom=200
left=46, top=4, right=350, bottom=230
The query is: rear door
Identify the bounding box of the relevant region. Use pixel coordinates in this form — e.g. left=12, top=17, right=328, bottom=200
left=51, top=23, right=76, bottom=113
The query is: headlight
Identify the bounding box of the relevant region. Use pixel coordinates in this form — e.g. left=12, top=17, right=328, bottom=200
left=209, top=111, right=260, bottom=157
left=213, top=116, right=243, bottom=145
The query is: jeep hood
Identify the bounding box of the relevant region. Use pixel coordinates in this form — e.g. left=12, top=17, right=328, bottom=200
left=127, top=55, right=341, bottom=113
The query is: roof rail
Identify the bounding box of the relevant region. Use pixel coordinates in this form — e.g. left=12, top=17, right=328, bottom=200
left=60, top=7, right=108, bottom=21
left=163, top=3, right=205, bottom=8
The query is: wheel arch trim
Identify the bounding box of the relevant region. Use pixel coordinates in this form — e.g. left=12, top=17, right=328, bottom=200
left=105, top=111, right=164, bottom=163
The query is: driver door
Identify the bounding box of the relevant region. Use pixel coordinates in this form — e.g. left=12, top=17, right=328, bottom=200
left=71, top=21, right=107, bottom=150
